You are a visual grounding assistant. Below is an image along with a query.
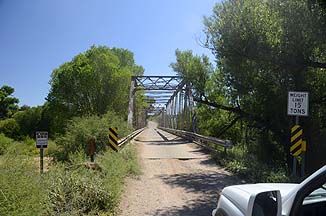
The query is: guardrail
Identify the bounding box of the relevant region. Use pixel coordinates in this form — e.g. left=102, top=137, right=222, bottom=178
left=118, top=127, right=145, bottom=149
left=158, top=127, right=232, bottom=153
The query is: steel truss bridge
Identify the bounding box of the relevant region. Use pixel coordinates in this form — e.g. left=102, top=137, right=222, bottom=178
left=127, top=76, right=198, bottom=132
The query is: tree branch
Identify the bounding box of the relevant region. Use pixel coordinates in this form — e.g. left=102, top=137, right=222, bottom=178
left=305, top=60, right=326, bottom=69
left=194, top=97, right=269, bottom=129
left=195, top=97, right=241, bottom=113
left=215, top=115, right=242, bottom=137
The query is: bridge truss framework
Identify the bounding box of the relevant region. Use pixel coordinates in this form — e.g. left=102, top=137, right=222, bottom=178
left=127, top=76, right=198, bottom=132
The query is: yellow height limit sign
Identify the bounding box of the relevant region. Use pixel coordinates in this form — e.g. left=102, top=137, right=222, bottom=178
left=290, top=125, right=306, bottom=157
left=108, top=127, right=120, bottom=152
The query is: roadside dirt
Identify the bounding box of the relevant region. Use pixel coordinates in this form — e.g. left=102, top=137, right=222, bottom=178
left=118, top=122, right=240, bottom=216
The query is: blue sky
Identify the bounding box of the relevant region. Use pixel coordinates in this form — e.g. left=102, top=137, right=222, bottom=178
left=0, top=0, right=218, bottom=107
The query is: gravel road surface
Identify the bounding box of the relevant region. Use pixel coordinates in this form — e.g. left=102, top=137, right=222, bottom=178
left=119, top=122, right=240, bottom=216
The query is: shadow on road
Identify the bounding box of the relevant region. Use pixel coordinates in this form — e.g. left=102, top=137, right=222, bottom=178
left=152, top=172, right=239, bottom=216
left=155, top=129, right=170, bottom=141
left=146, top=140, right=190, bottom=146
left=150, top=200, right=215, bottom=216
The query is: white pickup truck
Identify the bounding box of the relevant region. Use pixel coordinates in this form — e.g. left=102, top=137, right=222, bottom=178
left=212, top=165, right=326, bottom=216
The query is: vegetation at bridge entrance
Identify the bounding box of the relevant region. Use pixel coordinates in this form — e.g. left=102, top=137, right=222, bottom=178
left=171, top=0, right=326, bottom=181
left=0, top=45, right=144, bottom=215
left=0, top=136, right=139, bottom=216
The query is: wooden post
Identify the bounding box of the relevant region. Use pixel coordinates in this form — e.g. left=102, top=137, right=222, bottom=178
left=40, top=147, right=44, bottom=174
left=89, top=139, right=95, bottom=162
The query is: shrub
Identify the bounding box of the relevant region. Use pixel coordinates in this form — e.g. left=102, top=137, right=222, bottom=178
left=266, top=169, right=290, bottom=183
left=13, top=106, right=43, bottom=138
left=0, top=118, right=20, bottom=139
left=45, top=146, right=139, bottom=215
left=56, top=111, right=131, bottom=161
left=226, top=160, right=248, bottom=176
left=45, top=164, right=115, bottom=216
left=46, top=140, right=65, bottom=161
left=0, top=109, right=139, bottom=215
left=218, top=144, right=290, bottom=183
left=4, top=136, right=39, bottom=157
left=0, top=144, right=140, bottom=216
left=0, top=133, right=39, bottom=156
left=0, top=133, right=13, bottom=155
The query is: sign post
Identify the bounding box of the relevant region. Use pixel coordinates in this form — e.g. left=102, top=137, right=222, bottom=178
left=287, top=91, right=309, bottom=177
left=36, top=131, right=48, bottom=174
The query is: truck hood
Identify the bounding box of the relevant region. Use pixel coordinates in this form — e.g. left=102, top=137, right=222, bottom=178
left=221, top=183, right=298, bottom=215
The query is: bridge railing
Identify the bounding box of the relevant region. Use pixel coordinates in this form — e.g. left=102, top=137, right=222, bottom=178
left=118, top=127, right=145, bottom=149
left=158, top=127, right=232, bottom=153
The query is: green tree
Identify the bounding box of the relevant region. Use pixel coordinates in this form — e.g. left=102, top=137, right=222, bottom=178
left=13, top=106, right=43, bottom=137
left=202, top=0, right=326, bottom=171
left=170, top=50, right=242, bottom=141
left=0, top=85, right=19, bottom=119
left=19, top=105, right=30, bottom=111
left=0, top=118, right=20, bottom=139
left=47, top=46, right=144, bottom=131
left=170, top=49, right=213, bottom=99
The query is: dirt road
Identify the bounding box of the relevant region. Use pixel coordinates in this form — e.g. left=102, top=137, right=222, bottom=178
left=119, top=122, right=239, bottom=216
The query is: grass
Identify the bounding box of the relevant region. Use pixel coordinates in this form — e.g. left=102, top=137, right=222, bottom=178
left=0, top=154, right=48, bottom=216
left=0, top=135, right=140, bottom=216
left=214, top=144, right=290, bottom=183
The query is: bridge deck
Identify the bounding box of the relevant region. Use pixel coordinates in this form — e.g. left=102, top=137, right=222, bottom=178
left=119, top=121, right=240, bottom=216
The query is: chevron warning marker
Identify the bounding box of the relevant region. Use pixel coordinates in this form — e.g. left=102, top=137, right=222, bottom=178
left=108, top=127, right=119, bottom=152
left=290, top=125, right=303, bottom=157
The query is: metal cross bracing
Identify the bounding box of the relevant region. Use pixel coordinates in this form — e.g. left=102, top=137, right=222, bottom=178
left=134, top=76, right=182, bottom=90
left=147, top=104, right=166, bottom=116
left=127, top=75, right=198, bottom=132
left=159, top=86, right=198, bottom=133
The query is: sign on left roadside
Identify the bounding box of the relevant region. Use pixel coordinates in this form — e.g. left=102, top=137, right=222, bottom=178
left=36, top=131, right=48, bottom=148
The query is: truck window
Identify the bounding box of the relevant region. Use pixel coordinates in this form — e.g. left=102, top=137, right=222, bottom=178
left=301, top=183, right=326, bottom=216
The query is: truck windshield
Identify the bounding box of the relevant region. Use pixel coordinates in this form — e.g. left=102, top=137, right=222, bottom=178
left=303, top=184, right=326, bottom=205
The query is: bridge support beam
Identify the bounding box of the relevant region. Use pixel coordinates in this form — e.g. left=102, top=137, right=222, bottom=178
left=178, top=91, right=182, bottom=129
left=187, top=84, right=198, bottom=133
left=127, top=77, right=136, bottom=127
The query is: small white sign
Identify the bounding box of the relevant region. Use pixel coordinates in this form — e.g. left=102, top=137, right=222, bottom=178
left=36, top=131, right=48, bottom=148
left=288, top=91, right=309, bottom=116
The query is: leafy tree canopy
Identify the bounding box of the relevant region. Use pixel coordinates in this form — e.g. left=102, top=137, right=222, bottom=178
left=170, top=49, right=214, bottom=99
left=47, top=45, right=144, bottom=119
left=202, top=0, right=326, bottom=129
left=172, top=0, right=326, bottom=169
left=0, top=85, right=19, bottom=119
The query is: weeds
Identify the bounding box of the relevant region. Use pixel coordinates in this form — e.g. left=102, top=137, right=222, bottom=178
left=215, top=144, right=290, bottom=183
left=0, top=155, right=48, bottom=216
left=0, top=135, right=139, bottom=216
